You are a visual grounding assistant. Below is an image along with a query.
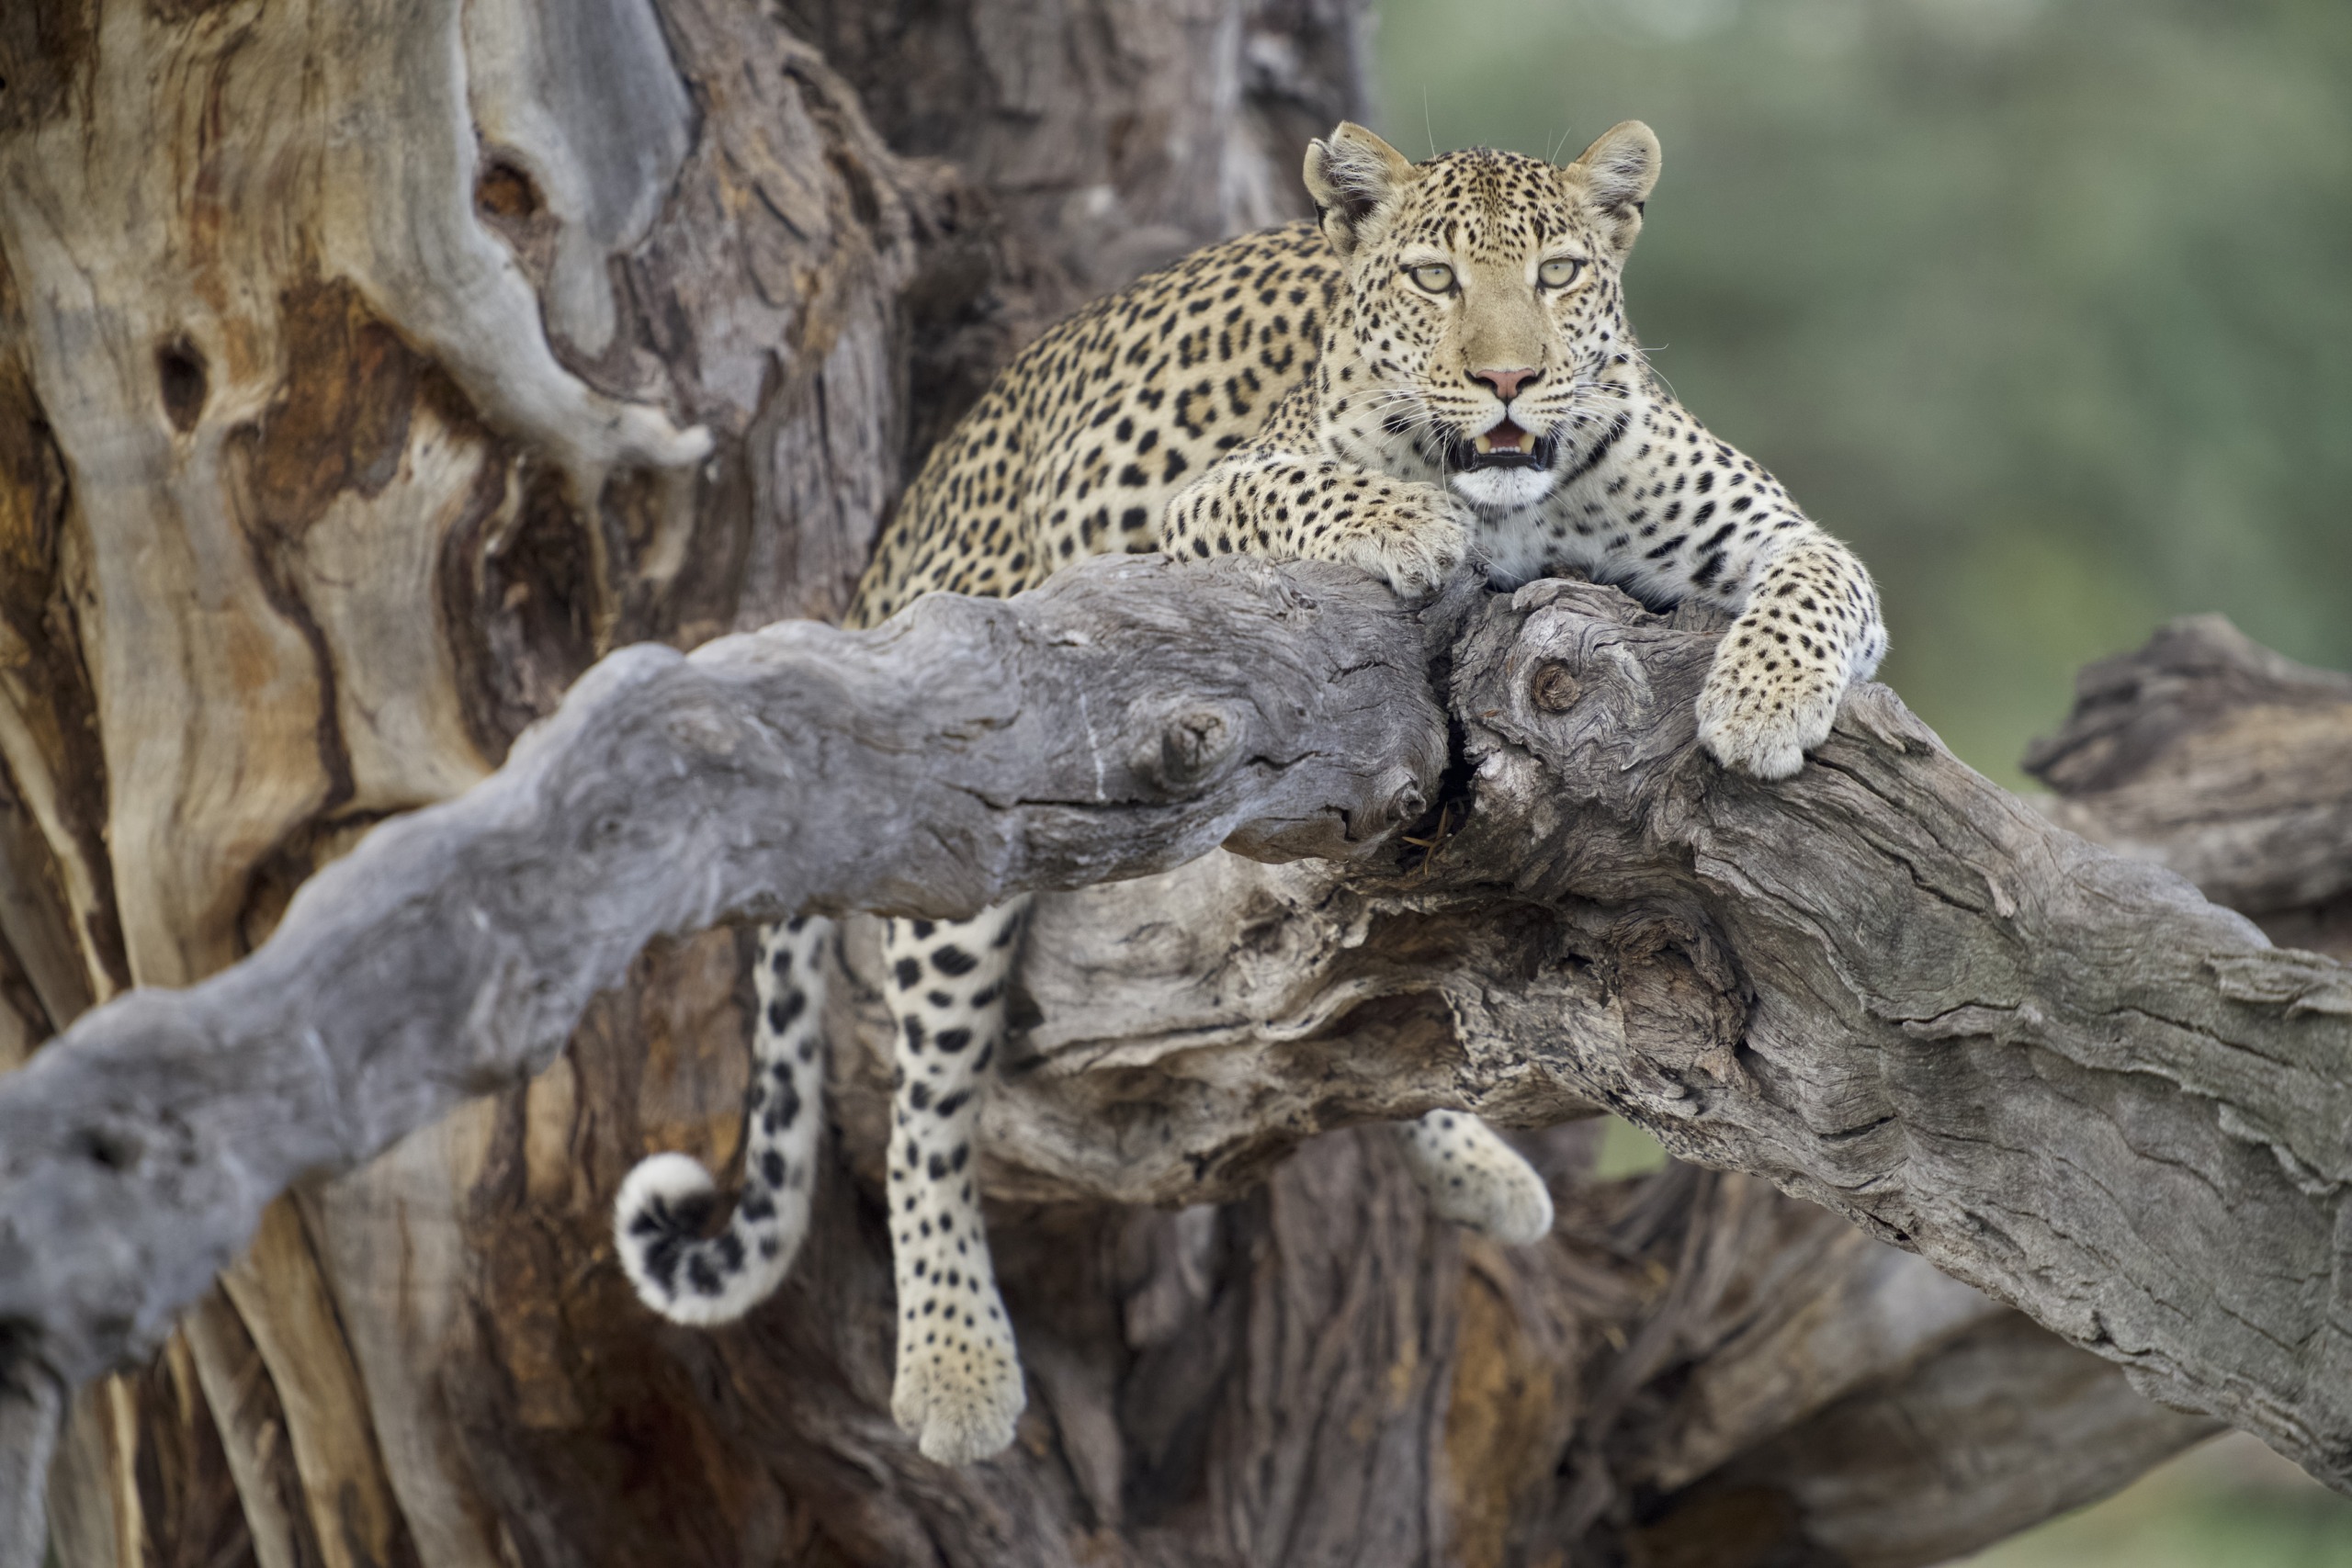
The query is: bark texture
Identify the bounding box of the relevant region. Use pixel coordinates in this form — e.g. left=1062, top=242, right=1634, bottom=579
left=0, top=0, right=1362, bottom=1562
left=13, top=565, right=2352, bottom=1564
left=3, top=2, right=2346, bottom=1566
left=2027, top=614, right=2352, bottom=962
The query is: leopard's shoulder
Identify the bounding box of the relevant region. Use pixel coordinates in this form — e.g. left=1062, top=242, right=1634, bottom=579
left=849, top=220, right=1338, bottom=626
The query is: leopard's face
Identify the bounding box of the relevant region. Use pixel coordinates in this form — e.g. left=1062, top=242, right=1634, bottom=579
left=1306, top=124, right=1661, bottom=515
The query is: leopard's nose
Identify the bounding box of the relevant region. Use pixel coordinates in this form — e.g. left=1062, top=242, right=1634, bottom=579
left=1469, top=366, right=1542, bottom=402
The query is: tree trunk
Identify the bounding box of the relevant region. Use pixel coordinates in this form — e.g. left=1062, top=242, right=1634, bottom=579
left=0, top=6, right=2340, bottom=1567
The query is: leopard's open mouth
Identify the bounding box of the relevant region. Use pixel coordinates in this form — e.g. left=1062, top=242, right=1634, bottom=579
left=1448, top=418, right=1557, bottom=472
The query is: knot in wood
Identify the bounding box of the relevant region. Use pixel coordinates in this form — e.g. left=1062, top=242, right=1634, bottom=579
left=664, top=703, right=740, bottom=758
left=1138, top=705, right=1239, bottom=794
left=1531, top=660, right=1582, bottom=713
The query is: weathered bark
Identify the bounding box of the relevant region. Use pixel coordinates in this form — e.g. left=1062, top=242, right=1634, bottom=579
left=0, top=1, right=908, bottom=1557
left=2028, top=613, right=2352, bottom=962
left=0, top=554, right=1440, bottom=1401
left=4, top=1, right=2345, bottom=1565
left=0, top=0, right=1369, bottom=1562
left=10, top=562, right=2351, bottom=1563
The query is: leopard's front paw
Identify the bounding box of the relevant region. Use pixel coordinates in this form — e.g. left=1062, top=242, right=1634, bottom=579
left=1696, top=633, right=1850, bottom=781
left=1335, top=488, right=1468, bottom=598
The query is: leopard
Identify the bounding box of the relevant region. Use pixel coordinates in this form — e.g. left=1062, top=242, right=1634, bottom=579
left=615, top=119, right=1888, bottom=1467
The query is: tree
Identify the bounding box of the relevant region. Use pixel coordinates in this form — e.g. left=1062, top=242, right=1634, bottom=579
left=3, top=5, right=2347, bottom=1565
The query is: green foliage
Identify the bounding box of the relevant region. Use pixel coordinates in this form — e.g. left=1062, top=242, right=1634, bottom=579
left=1374, top=0, right=2352, bottom=782
left=1591, top=1114, right=1669, bottom=1179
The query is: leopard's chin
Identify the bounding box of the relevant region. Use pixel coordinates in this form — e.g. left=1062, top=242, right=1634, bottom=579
left=1450, top=463, right=1558, bottom=513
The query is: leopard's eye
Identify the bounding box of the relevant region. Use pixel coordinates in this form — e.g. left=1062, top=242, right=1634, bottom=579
left=1538, top=256, right=1588, bottom=288
left=1407, top=263, right=1455, bottom=294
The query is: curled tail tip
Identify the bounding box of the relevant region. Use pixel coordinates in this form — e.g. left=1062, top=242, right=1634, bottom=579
left=615, top=1152, right=730, bottom=1324
left=617, top=1150, right=719, bottom=1213
left=614, top=1150, right=805, bottom=1326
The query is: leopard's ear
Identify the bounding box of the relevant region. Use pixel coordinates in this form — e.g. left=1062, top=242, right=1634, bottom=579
left=1305, top=123, right=1415, bottom=257
left=1566, top=120, right=1660, bottom=252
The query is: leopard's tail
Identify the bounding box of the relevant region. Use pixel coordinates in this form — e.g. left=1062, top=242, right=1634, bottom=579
left=614, top=915, right=830, bottom=1325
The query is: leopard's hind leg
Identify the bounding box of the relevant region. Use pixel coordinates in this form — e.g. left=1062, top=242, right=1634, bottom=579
left=880, top=901, right=1029, bottom=1465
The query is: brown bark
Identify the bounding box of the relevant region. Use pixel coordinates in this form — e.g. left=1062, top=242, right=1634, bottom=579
left=2027, top=614, right=2352, bottom=962
left=0, top=1, right=1393, bottom=1562
left=0, top=0, right=920, bottom=1558
left=2, top=4, right=2344, bottom=1568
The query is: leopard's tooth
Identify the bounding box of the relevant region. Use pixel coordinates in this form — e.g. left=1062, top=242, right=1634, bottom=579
left=1472, top=431, right=1495, bottom=455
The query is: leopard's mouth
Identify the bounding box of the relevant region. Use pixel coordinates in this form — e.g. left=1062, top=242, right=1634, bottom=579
left=1449, top=418, right=1557, bottom=472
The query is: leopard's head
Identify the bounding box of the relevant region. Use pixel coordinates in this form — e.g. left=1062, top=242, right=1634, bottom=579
left=1305, top=122, right=1660, bottom=515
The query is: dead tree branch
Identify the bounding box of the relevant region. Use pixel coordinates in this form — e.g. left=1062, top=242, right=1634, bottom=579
left=3, top=567, right=2349, bottom=1562
left=0, top=554, right=1440, bottom=1562
left=2029, top=613, right=2352, bottom=958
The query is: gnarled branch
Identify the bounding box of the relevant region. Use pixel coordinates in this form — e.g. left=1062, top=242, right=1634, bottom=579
left=2029, top=613, right=2352, bottom=956
left=2, top=564, right=2348, bottom=1564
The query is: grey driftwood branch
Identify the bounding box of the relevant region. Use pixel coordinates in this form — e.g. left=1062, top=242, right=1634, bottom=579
left=0, top=554, right=1442, bottom=1564
left=914, top=580, right=2352, bottom=1497
left=1428, top=583, right=2352, bottom=1490
left=2, top=558, right=2349, bottom=1562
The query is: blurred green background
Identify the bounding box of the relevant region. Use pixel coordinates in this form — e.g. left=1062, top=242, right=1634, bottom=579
left=1373, top=0, right=2352, bottom=1560
left=1374, top=0, right=2352, bottom=787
